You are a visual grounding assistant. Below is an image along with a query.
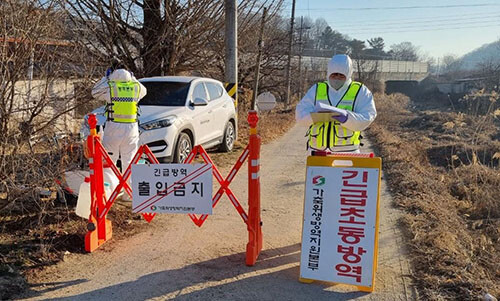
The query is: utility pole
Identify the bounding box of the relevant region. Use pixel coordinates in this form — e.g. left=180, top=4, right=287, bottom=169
left=225, top=0, right=238, bottom=107
left=284, top=0, right=296, bottom=108
left=251, top=7, right=267, bottom=111
left=297, top=16, right=303, bottom=100
left=26, top=48, right=34, bottom=107
left=297, top=16, right=310, bottom=100
left=436, top=57, right=440, bottom=78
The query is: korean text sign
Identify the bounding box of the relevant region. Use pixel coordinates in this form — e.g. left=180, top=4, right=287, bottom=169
left=300, top=157, right=381, bottom=290
left=131, top=163, right=213, bottom=214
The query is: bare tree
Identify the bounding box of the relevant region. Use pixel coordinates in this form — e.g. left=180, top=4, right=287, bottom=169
left=475, top=42, right=500, bottom=92
left=250, top=14, right=290, bottom=100
left=441, top=54, right=463, bottom=75
left=478, top=58, right=500, bottom=92
left=62, top=0, right=224, bottom=76
left=0, top=0, right=98, bottom=213
left=200, top=2, right=285, bottom=79
left=389, top=41, right=420, bottom=61
left=312, top=18, right=328, bottom=49
left=62, top=0, right=285, bottom=78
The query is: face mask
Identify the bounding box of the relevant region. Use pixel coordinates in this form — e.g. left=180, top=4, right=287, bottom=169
left=329, top=79, right=345, bottom=90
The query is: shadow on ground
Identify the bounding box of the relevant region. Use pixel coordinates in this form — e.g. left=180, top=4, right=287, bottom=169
left=22, top=244, right=368, bottom=300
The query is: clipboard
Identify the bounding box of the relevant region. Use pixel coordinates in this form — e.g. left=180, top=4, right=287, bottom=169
left=310, top=112, right=341, bottom=123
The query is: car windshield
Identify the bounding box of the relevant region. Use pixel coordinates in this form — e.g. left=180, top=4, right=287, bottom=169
left=139, top=81, right=190, bottom=106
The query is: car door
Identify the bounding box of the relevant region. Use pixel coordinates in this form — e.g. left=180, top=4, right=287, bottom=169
left=205, top=82, right=227, bottom=139
left=189, top=82, right=212, bottom=144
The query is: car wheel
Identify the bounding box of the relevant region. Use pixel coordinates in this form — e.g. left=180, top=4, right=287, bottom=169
left=219, top=121, right=235, bottom=152
left=174, top=132, right=192, bottom=163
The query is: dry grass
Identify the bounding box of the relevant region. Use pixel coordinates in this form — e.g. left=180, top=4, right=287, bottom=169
left=368, top=92, right=500, bottom=300
left=0, top=196, right=147, bottom=299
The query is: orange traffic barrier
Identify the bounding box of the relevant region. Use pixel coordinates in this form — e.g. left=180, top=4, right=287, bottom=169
left=246, top=111, right=262, bottom=266
left=84, top=114, right=157, bottom=252
left=85, top=114, right=110, bottom=252
left=179, top=110, right=263, bottom=266
left=83, top=111, right=263, bottom=266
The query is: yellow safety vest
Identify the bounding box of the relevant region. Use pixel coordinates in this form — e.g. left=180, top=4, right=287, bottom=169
left=107, top=80, right=140, bottom=123
left=307, top=81, right=362, bottom=151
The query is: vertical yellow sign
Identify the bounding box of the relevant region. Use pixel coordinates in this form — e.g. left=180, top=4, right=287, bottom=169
left=299, top=155, right=382, bottom=293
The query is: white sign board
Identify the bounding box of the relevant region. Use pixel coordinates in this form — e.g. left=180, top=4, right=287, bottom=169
left=131, top=163, right=212, bottom=214
left=256, top=91, right=276, bottom=112
left=300, top=166, right=379, bottom=288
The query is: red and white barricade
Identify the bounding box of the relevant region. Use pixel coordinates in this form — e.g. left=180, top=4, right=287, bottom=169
left=83, top=111, right=263, bottom=266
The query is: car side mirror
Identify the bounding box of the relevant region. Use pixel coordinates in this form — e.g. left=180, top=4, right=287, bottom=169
left=192, top=97, right=208, bottom=106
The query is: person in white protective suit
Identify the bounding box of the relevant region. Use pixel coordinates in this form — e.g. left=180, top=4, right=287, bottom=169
left=295, top=54, right=376, bottom=153
left=91, top=66, right=147, bottom=176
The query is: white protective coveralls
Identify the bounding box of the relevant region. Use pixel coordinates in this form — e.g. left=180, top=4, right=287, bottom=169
left=91, top=69, right=147, bottom=171
left=295, top=54, right=377, bottom=152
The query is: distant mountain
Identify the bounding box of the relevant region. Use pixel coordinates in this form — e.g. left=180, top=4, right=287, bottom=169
left=460, top=40, right=500, bottom=70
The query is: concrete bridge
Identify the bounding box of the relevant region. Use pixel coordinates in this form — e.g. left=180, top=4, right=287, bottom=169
left=297, top=56, right=429, bottom=82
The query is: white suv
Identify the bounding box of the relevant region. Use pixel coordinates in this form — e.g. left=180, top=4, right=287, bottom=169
left=82, top=76, right=237, bottom=163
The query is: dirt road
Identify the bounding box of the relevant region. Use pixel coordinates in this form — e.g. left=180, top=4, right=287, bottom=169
left=19, top=123, right=416, bottom=300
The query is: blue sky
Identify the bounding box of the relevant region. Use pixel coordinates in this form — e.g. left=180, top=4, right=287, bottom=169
left=288, top=0, right=500, bottom=58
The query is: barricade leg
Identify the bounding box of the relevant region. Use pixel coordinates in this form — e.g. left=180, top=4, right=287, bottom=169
left=85, top=114, right=113, bottom=252
left=246, top=111, right=262, bottom=266
left=96, top=143, right=112, bottom=244
left=85, top=216, right=99, bottom=252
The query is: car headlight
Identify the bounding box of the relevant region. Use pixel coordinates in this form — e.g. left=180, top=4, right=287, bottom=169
left=140, top=116, right=176, bottom=131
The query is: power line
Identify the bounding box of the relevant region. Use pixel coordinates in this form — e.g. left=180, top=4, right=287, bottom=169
left=296, top=3, right=500, bottom=11
left=342, top=15, right=500, bottom=31
left=348, top=22, right=500, bottom=35
left=350, top=19, right=500, bottom=33
left=331, top=12, right=500, bottom=28
left=302, top=11, right=500, bottom=28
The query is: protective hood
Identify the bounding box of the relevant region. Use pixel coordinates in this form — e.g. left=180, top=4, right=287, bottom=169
left=108, top=69, right=133, bottom=81
left=327, top=54, right=353, bottom=90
